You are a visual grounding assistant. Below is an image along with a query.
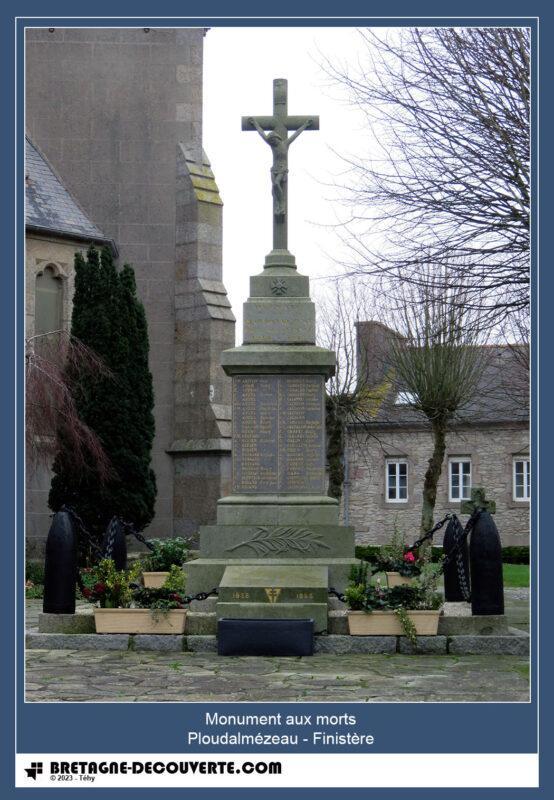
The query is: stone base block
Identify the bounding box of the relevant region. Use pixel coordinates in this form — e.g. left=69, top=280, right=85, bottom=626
left=134, top=635, right=185, bottom=652
left=216, top=602, right=328, bottom=634
left=38, top=612, right=95, bottom=634
left=26, top=633, right=128, bottom=650
left=186, top=612, right=217, bottom=635
left=398, top=636, right=448, bottom=654
left=439, top=614, right=509, bottom=636
left=314, top=636, right=396, bottom=654
left=200, top=521, right=354, bottom=555
left=183, top=557, right=357, bottom=596
left=185, top=635, right=218, bottom=653
left=448, top=628, right=529, bottom=655
left=219, top=563, right=328, bottom=603
left=328, top=610, right=349, bottom=635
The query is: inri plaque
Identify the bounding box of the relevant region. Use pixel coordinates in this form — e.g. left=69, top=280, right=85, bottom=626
left=232, top=375, right=325, bottom=493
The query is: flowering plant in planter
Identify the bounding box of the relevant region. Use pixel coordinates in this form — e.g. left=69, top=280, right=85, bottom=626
left=140, top=538, right=190, bottom=573
left=344, top=562, right=442, bottom=643
left=374, top=523, right=424, bottom=577
left=131, top=565, right=187, bottom=615
left=80, top=559, right=141, bottom=608
left=81, top=561, right=188, bottom=634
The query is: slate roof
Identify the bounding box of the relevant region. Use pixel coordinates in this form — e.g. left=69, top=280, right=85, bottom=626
left=25, top=136, right=116, bottom=252
left=356, top=322, right=529, bottom=428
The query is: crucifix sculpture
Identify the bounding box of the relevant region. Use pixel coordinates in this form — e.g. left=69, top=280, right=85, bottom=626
left=242, top=78, right=319, bottom=254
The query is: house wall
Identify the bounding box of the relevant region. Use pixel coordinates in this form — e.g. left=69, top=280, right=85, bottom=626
left=344, top=425, right=530, bottom=547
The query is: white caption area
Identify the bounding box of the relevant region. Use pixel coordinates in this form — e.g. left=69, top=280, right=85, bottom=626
left=16, top=753, right=539, bottom=788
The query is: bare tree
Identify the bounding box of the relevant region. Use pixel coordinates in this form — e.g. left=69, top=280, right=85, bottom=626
left=26, top=330, right=112, bottom=480
left=383, top=274, right=487, bottom=534
left=325, top=27, right=530, bottom=330
left=317, top=281, right=393, bottom=499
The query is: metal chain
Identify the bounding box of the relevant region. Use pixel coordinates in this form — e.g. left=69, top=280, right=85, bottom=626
left=103, top=517, right=119, bottom=560
left=445, top=515, right=472, bottom=601
left=405, top=513, right=453, bottom=553
left=119, top=520, right=156, bottom=552
left=181, top=588, right=219, bottom=605
left=329, top=510, right=481, bottom=605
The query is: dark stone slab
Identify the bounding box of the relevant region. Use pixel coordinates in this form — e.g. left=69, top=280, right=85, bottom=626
left=217, top=618, right=314, bottom=656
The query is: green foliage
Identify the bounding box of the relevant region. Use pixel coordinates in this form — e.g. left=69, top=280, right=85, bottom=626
left=348, top=560, right=370, bottom=588
left=394, top=607, right=418, bottom=645
left=26, top=562, right=45, bottom=584
left=141, top=538, right=189, bottom=572
left=344, top=583, right=366, bottom=611
left=356, top=544, right=530, bottom=565
left=374, top=520, right=424, bottom=576
left=25, top=583, right=44, bottom=599
left=161, top=565, right=186, bottom=593
left=49, top=246, right=156, bottom=558
left=80, top=558, right=141, bottom=608
left=502, top=546, right=529, bottom=565
left=80, top=558, right=187, bottom=612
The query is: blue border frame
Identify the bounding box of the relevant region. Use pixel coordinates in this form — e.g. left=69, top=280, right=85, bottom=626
left=2, top=2, right=549, bottom=797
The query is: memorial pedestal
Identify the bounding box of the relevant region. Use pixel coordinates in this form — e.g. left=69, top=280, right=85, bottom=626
left=183, top=250, right=357, bottom=627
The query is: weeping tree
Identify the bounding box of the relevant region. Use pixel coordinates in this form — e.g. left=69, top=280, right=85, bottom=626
left=49, top=246, right=156, bottom=555
left=26, top=329, right=111, bottom=477
left=386, top=272, right=486, bottom=534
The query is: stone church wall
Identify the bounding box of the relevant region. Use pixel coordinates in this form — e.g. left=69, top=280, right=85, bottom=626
left=25, top=28, right=234, bottom=553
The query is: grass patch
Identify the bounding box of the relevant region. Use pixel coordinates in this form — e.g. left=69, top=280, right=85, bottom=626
left=503, top=564, right=529, bottom=588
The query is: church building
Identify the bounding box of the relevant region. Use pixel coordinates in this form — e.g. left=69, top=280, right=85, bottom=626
left=25, top=27, right=235, bottom=556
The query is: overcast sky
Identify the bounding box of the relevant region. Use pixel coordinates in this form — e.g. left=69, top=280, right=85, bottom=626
left=203, top=26, right=370, bottom=341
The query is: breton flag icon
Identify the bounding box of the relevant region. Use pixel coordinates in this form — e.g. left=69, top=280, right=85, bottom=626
left=25, top=762, right=43, bottom=780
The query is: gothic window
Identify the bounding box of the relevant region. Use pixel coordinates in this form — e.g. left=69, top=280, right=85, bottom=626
left=386, top=459, right=408, bottom=502
left=35, top=264, right=63, bottom=336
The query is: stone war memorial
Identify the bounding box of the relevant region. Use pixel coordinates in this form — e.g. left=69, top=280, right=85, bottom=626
left=184, top=78, right=357, bottom=635
left=29, top=75, right=528, bottom=694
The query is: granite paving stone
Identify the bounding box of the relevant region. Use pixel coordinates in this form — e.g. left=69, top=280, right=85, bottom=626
left=25, top=650, right=529, bottom=703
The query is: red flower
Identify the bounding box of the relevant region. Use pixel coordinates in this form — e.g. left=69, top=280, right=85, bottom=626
left=93, top=582, right=106, bottom=594
left=403, top=551, right=416, bottom=563
left=81, top=587, right=92, bottom=599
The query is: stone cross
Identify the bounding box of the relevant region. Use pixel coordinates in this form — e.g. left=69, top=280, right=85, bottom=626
left=461, top=487, right=496, bottom=516
left=242, top=78, right=319, bottom=254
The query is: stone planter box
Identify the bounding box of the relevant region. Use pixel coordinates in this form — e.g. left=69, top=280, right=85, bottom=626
left=347, top=610, right=440, bottom=636
left=94, top=608, right=186, bottom=634
left=142, top=572, right=170, bottom=589
left=385, top=572, right=415, bottom=588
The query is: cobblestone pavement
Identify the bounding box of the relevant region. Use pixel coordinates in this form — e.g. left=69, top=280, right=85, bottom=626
left=25, top=650, right=529, bottom=703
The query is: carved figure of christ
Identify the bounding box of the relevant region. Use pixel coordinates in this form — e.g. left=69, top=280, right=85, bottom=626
left=242, top=78, right=319, bottom=252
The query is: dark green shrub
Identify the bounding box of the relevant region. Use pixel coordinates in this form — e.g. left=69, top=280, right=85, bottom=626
left=49, top=246, right=156, bottom=558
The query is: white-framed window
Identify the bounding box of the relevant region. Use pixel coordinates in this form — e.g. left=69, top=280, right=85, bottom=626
left=386, top=459, right=408, bottom=503
left=513, top=457, right=530, bottom=501
left=449, top=458, right=471, bottom=502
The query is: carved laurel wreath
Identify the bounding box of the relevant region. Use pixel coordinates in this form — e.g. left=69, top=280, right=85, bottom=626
left=226, top=526, right=330, bottom=556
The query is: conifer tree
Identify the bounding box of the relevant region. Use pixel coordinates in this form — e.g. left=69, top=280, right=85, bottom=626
left=49, top=246, right=156, bottom=549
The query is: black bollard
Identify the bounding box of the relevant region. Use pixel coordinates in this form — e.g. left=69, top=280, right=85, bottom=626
left=43, top=511, right=77, bottom=614
left=102, top=518, right=127, bottom=571
left=469, top=510, right=504, bottom=615
left=443, top=516, right=470, bottom=602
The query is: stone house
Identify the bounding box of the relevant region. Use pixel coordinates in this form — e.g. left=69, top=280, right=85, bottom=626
left=25, top=27, right=235, bottom=556
left=343, top=321, right=530, bottom=547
